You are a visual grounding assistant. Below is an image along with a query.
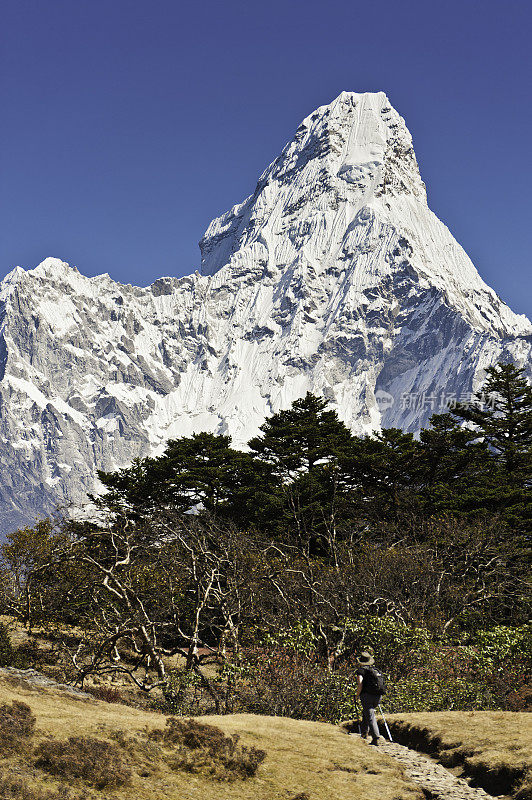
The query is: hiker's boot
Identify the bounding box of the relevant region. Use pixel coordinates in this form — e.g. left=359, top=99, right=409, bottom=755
left=370, top=737, right=379, bottom=746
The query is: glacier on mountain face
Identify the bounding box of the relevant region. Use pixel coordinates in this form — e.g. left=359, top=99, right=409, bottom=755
left=0, top=91, right=531, bottom=534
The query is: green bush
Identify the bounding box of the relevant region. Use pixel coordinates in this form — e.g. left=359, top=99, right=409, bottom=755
left=382, top=636, right=532, bottom=713
left=343, top=615, right=434, bottom=673
left=155, top=668, right=207, bottom=715
left=34, top=737, right=131, bottom=789
left=237, top=618, right=532, bottom=719
left=385, top=676, right=498, bottom=713
left=471, top=624, right=532, bottom=667
left=263, top=621, right=318, bottom=655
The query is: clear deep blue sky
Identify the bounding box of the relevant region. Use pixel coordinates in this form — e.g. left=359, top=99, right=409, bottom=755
left=1, top=0, right=531, bottom=317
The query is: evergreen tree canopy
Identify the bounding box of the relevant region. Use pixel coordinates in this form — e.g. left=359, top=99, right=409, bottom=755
left=246, top=393, right=356, bottom=549
left=418, top=413, right=491, bottom=514
left=92, top=363, right=531, bottom=537
left=96, top=432, right=259, bottom=521
left=450, top=363, right=532, bottom=476
left=338, top=428, right=422, bottom=522
left=435, top=363, right=532, bottom=529
left=420, top=413, right=488, bottom=484
left=248, top=392, right=354, bottom=480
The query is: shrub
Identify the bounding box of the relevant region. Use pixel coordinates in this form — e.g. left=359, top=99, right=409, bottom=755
left=0, top=701, right=36, bottom=754
left=384, top=642, right=532, bottom=713
left=343, top=615, right=434, bottom=674
left=0, top=623, right=15, bottom=667
left=0, top=768, right=92, bottom=799
left=238, top=647, right=358, bottom=722
left=385, top=676, right=497, bottom=713
left=154, top=668, right=209, bottom=716
left=471, top=624, right=532, bottom=667
left=149, top=718, right=266, bottom=781
left=238, top=619, right=532, bottom=719
left=167, top=740, right=266, bottom=781
left=85, top=685, right=123, bottom=704
left=503, top=680, right=532, bottom=712
left=34, top=737, right=131, bottom=789
left=150, top=716, right=229, bottom=749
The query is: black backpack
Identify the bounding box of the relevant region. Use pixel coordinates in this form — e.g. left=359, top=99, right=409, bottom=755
left=363, top=666, right=387, bottom=695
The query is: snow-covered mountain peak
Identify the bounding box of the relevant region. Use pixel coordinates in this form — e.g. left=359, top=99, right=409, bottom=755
left=199, top=92, right=429, bottom=281
left=0, top=266, right=25, bottom=297
left=32, top=257, right=80, bottom=277
left=199, top=92, right=530, bottom=339
left=279, top=90, right=424, bottom=197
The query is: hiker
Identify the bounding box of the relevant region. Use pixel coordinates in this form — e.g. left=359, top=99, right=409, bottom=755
left=356, top=651, right=386, bottom=745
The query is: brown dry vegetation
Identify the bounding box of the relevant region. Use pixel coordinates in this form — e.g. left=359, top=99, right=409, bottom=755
left=389, top=711, right=532, bottom=799
left=0, top=615, right=216, bottom=706
left=0, top=676, right=422, bottom=800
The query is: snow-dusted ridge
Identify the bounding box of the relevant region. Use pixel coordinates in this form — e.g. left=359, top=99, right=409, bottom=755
left=1, top=91, right=531, bottom=533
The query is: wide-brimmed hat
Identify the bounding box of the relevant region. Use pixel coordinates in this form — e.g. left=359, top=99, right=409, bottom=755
left=357, top=651, right=375, bottom=666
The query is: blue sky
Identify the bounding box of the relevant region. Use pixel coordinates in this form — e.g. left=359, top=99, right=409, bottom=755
left=1, top=0, right=531, bottom=317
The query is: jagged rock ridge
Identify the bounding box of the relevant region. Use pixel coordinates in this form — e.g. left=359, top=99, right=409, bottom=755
left=1, top=91, right=531, bottom=532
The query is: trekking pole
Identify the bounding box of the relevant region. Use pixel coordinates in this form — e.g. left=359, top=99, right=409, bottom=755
left=378, top=704, right=393, bottom=742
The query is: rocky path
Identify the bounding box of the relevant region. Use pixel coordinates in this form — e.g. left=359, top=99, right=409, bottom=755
left=372, top=738, right=507, bottom=800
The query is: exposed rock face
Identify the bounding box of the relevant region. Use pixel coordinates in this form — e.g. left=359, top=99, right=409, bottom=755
left=1, top=91, right=530, bottom=533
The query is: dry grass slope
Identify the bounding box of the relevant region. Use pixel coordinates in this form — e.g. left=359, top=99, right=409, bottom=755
left=0, top=676, right=422, bottom=800
left=389, top=711, right=532, bottom=800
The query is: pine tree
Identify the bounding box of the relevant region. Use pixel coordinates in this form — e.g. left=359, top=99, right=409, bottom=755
left=445, top=362, right=532, bottom=529
left=96, top=432, right=260, bottom=523
left=247, top=393, right=355, bottom=551
left=248, top=393, right=353, bottom=479
left=418, top=413, right=491, bottom=514
left=450, top=362, right=532, bottom=476
left=338, top=428, right=422, bottom=523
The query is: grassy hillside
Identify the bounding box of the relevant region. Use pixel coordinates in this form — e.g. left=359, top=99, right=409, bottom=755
left=388, top=711, right=532, bottom=799
left=0, top=676, right=422, bottom=800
